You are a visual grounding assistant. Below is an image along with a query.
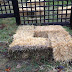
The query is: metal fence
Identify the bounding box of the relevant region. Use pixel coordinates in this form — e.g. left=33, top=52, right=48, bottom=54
left=0, top=0, right=20, bottom=24
left=0, top=0, right=72, bottom=27
left=0, top=0, right=14, bottom=18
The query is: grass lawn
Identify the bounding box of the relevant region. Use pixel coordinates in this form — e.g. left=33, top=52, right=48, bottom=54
left=63, top=26, right=72, bottom=35
left=0, top=18, right=18, bottom=43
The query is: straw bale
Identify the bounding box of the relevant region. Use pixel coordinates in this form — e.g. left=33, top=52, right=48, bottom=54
left=27, top=1, right=44, bottom=6
left=34, top=25, right=72, bottom=61
left=19, top=6, right=44, bottom=16
left=28, top=0, right=44, bottom=2
left=53, top=40, right=72, bottom=61
left=34, top=7, right=44, bottom=16
left=19, top=6, right=34, bottom=11
left=19, top=0, right=45, bottom=17
left=34, top=25, right=66, bottom=38
left=9, top=37, right=50, bottom=47
left=13, top=25, right=34, bottom=40
left=35, top=25, right=65, bottom=32
left=9, top=25, right=72, bottom=61
left=9, top=25, right=51, bottom=48
left=48, top=30, right=72, bottom=61
left=58, top=6, right=71, bottom=18
left=19, top=6, right=44, bottom=11
left=19, top=7, right=34, bottom=16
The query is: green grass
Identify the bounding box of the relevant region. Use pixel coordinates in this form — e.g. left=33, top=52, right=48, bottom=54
left=63, top=26, right=72, bottom=34
left=0, top=18, right=18, bottom=53
left=0, top=18, right=18, bottom=43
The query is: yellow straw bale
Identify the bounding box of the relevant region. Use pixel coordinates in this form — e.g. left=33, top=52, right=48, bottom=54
left=9, top=25, right=72, bottom=61
left=53, top=40, right=72, bottom=61
left=13, top=25, right=34, bottom=40
left=27, top=1, right=44, bottom=6
left=19, top=6, right=44, bottom=16
left=28, top=0, right=44, bottom=2
left=27, top=0, right=44, bottom=6
left=34, top=25, right=72, bottom=61
left=9, top=25, right=50, bottom=47
left=35, top=25, right=65, bottom=32
left=9, top=37, right=50, bottom=47
left=58, top=6, right=71, bottom=18
left=34, top=25, right=68, bottom=38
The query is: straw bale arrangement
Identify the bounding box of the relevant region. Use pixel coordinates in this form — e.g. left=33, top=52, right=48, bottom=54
left=58, top=6, right=71, bottom=19
left=19, top=7, right=44, bottom=17
left=19, top=0, right=45, bottom=17
left=9, top=25, right=72, bottom=61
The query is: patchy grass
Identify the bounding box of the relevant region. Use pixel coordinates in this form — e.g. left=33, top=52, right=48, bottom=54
left=0, top=18, right=18, bottom=43
left=0, top=18, right=18, bottom=54
left=63, top=26, right=72, bottom=35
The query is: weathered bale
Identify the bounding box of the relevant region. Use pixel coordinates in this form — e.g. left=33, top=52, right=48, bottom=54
left=53, top=40, right=72, bottom=61
left=9, top=37, right=50, bottom=48
left=34, top=25, right=72, bottom=61
left=28, top=0, right=44, bottom=2
left=58, top=6, right=71, bottom=19
left=34, top=25, right=65, bottom=38
left=19, top=0, right=45, bottom=17
left=34, top=7, right=44, bottom=16
left=29, top=48, right=53, bottom=62
left=9, top=25, right=72, bottom=62
left=19, top=6, right=35, bottom=16
left=13, top=25, right=34, bottom=40
left=9, top=25, right=51, bottom=49
left=8, top=46, right=53, bottom=61
left=27, top=0, right=44, bottom=6
left=19, top=6, right=44, bottom=16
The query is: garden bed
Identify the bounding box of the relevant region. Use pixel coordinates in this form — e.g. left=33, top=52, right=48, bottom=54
left=9, top=25, right=72, bottom=61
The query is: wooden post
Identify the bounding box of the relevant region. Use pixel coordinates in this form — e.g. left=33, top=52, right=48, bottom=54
left=12, top=0, right=21, bottom=25
left=70, top=7, right=72, bottom=29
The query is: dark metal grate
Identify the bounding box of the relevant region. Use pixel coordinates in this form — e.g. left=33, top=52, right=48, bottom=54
left=0, top=0, right=72, bottom=26
left=18, top=0, right=72, bottom=25
left=0, top=0, right=14, bottom=18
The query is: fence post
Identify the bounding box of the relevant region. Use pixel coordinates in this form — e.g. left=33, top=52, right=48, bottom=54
left=12, top=0, right=21, bottom=25
left=70, top=7, right=72, bottom=29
